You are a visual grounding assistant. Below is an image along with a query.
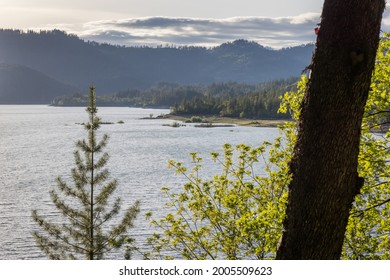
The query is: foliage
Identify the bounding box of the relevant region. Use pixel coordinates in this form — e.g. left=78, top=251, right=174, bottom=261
left=145, top=142, right=291, bottom=259
left=342, top=33, right=390, bottom=259
left=32, top=87, right=140, bottom=259
left=146, top=33, right=390, bottom=259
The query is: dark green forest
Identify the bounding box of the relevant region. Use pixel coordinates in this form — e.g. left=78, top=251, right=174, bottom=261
left=0, top=29, right=313, bottom=104
left=51, top=78, right=298, bottom=119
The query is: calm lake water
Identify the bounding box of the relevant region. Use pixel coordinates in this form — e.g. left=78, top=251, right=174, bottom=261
left=0, top=105, right=279, bottom=259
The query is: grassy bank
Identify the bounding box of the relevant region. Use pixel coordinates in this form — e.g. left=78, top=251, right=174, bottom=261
left=162, top=114, right=292, bottom=127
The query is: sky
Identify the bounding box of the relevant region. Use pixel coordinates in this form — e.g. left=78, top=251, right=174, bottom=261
left=1, top=0, right=389, bottom=48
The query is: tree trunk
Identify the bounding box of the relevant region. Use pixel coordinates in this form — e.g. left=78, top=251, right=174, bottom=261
left=276, top=0, right=386, bottom=259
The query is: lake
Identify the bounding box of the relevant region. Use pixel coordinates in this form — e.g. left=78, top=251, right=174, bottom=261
left=0, top=105, right=280, bottom=259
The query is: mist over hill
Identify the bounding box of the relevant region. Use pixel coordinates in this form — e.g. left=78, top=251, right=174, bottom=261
left=0, top=29, right=314, bottom=104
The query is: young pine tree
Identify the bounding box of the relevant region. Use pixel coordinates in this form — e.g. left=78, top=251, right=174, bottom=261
left=32, top=86, right=140, bottom=260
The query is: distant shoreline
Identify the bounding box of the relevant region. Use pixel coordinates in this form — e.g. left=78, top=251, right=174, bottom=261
left=161, top=114, right=291, bottom=127
left=2, top=104, right=291, bottom=128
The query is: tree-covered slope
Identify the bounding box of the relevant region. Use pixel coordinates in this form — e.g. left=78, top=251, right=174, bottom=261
left=0, top=29, right=314, bottom=103
left=0, top=63, right=77, bottom=104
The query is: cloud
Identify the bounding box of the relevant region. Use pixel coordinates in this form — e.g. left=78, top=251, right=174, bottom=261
left=383, top=4, right=390, bottom=29
left=42, top=10, right=390, bottom=49
left=76, top=14, right=321, bottom=49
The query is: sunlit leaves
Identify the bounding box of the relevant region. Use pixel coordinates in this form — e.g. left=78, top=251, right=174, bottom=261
left=146, top=132, right=293, bottom=259
left=275, top=34, right=390, bottom=259
left=342, top=33, right=390, bottom=259
left=146, top=34, right=390, bottom=260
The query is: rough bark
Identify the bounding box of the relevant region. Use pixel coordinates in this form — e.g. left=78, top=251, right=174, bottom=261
left=276, top=0, right=386, bottom=259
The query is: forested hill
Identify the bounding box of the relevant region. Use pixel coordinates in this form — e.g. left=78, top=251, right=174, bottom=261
left=51, top=78, right=297, bottom=119
left=0, top=29, right=314, bottom=104
left=0, top=63, right=77, bottom=104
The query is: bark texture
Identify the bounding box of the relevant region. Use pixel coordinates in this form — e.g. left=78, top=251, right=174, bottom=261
left=276, top=0, right=386, bottom=259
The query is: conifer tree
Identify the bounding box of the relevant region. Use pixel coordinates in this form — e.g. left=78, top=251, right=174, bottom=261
left=32, top=86, right=140, bottom=260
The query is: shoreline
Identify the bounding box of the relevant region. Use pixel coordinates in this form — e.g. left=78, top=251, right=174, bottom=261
left=161, top=114, right=292, bottom=127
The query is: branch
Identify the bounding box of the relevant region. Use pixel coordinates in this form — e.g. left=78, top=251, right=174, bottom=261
left=353, top=197, right=390, bottom=214
left=364, top=110, right=390, bottom=118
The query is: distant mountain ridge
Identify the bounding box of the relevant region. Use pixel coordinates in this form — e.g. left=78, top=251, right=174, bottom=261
left=0, top=29, right=314, bottom=104
left=0, top=63, right=77, bottom=104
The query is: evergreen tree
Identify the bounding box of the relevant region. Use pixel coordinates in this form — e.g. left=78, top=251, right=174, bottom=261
left=32, top=86, right=140, bottom=259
